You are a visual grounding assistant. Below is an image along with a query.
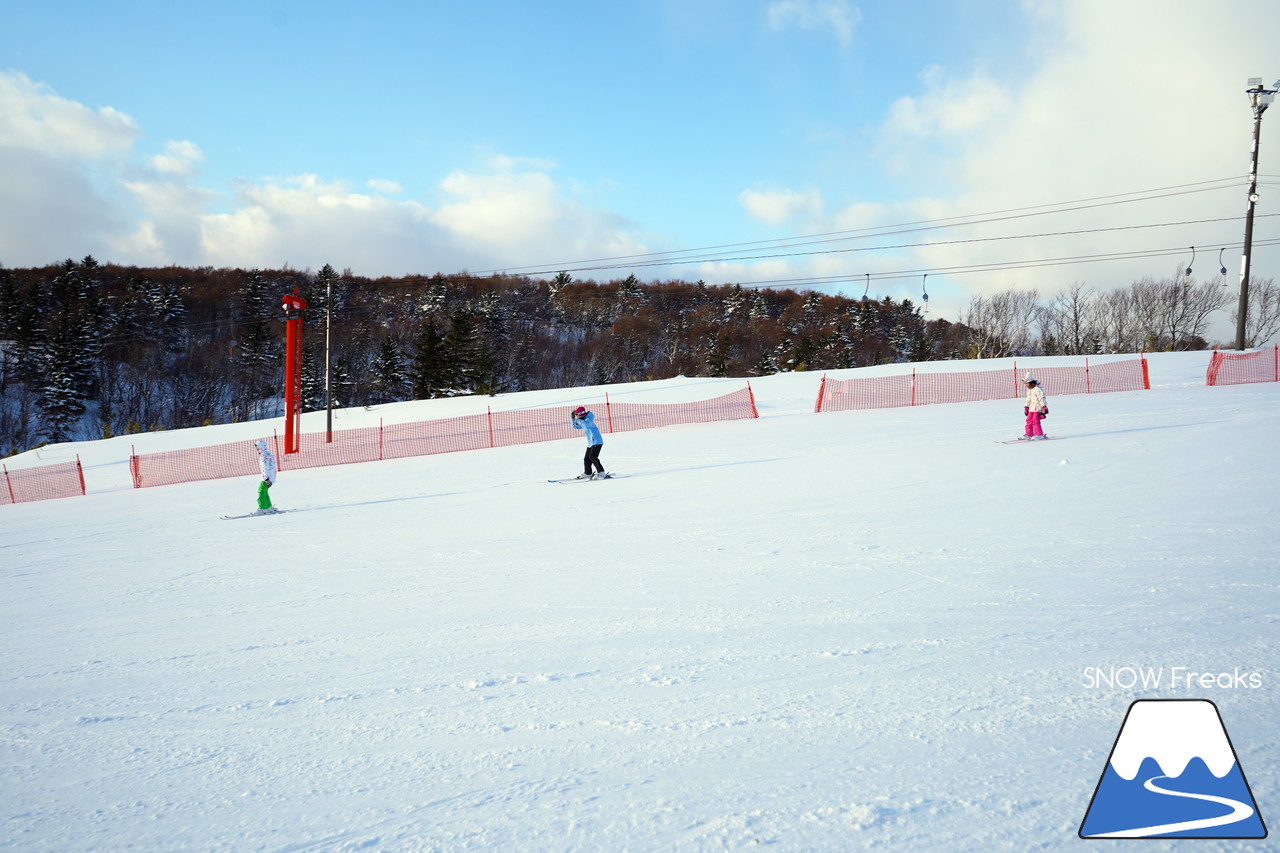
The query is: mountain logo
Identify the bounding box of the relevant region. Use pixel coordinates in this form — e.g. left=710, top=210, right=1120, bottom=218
left=1080, top=699, right=1267, bottom=839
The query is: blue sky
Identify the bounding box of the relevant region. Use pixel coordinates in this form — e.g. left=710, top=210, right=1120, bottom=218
left=2, top=0, right=1278, bottom=331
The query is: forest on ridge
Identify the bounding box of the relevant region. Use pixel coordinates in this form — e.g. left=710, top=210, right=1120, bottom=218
left=1, top=256, right=1272, bottom=455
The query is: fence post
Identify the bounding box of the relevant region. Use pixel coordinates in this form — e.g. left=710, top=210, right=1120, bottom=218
left=1140, top=355, right=1150, bottom=390
left=379, top=419, right=384, bottom=461
left=604, top=393, right=614, bottom=433
left=487, top=407, right=495, bottom=447
left=273, top=431, right=285, bottom=470
left=1085, top=358, right=1091, bottom=394
left=75, top=455, right=86, bottom=496
left=1274, top=344, right=1278, bottom=382
left=3, top=465, right=14, bottom=504
left=910, top=369, right=917, bottom=406
left=747, top=383, right=759, bottom=418
left=814, top=374, right=827, bottom=413
left=129, top=445, right=142, bottom=489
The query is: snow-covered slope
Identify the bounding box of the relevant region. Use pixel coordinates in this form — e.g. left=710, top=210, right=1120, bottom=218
left=1, top=352, right=1275, bottom=852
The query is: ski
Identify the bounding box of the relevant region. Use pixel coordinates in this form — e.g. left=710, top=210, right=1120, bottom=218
left=547, top=474, right=619, bottom=483
left=221, top=509, right=289, bottom=519
left=998, top=437, right=1057, bottom=444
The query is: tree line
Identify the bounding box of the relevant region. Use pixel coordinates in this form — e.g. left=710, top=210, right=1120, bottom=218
left=961, top=272, right=1279, bottom=359
left=0, top=257, right=1274, bottom=454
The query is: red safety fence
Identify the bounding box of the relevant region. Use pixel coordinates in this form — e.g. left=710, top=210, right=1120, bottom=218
left=815, top=357, right=1150, bottom=413
left=130, top=385, right=759, bottom=489
left=1206, top=345, right=1280, bottom=386
left=1, top=457, right=86, bottom=505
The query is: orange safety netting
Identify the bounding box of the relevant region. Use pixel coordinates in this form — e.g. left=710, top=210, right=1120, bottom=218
left=1206, top=345, right=1280, bottom=386
left=1, top=458, right=85, bottom=505
left=130, top=385, right=759, bottom=489
left=815, top=357, right=1150, bottom=413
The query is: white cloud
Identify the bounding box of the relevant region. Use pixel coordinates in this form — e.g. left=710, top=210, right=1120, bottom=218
left=766, top=0, right=861, bottom=48
left=0, top=70, right=139, bottom=157
left=882, top=66, right=1013, bottom=141
left=431, top=161, right=648, bottom=266
left=738, top=187, right=823, bottom=225
left=850, top=0, right=1280, bottom=334
left=201, top=175, right=452, bottom=273
left=121, top=176, right=217, bottom=264
left=367, top=178, right=403, bottom=195
left=0, top=69, right=652, bottom=278
left=0, top=71, right=141, bottom=264
left=193, top=165, right=652, bottom=278
left=732, top=1, right=1280, bottom=328
left=485, top=152, right=559, bottom=172
left=150, top=140, right=204, bottom=177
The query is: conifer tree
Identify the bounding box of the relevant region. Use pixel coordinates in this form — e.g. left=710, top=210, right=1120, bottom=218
left=0, top=269, right=18, bottom=339
left=37, top=259, right=102, bottom=441
left=299, top=344, right=323, bottom=411
left=237, top=271, right=277, bottom=371
left=505, top=330, right=537, bottom=393
left=475, top=294, right=509, bottom=394
left=706, top=334, right=731, bottom=377
left=329, top=357, right=354, bottom=408
left=443, top=307, right=482, bottom=393
left=4, top=274, right=45, bottom=384
left=411, top=317, right=448, bottom=399
left=723, top=284, right=746, bottom=322
left=370, top=336, right=408, bottom=404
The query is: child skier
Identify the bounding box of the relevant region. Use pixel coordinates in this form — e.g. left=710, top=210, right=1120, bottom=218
left=255, top=439, right=279, bottom=513
left=1023, top=375, right=1048, bottom=439
left=571, top=406, right=608, bottom=479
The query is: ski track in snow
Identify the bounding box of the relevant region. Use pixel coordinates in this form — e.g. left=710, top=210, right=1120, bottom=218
left=1086, top=775, right=1256, bottom=838
left=0, top=353, right=1276, bottom=851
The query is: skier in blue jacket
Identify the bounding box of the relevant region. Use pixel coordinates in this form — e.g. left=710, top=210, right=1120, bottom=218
left=571, top=406, right=608, bottom=479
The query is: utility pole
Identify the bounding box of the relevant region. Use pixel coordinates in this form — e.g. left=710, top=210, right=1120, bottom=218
left=1236, top=78, right=1278, bottom=351
left=325, top=272, right=333, bottom=442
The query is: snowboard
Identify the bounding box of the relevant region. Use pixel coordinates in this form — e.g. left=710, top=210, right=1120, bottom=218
left=547, top=474, right=620, bottom=484
left=221, top=509, right=289, bottom=519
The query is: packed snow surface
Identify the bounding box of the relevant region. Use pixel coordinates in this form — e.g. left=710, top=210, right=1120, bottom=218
left=1, top=353, right=1275, bottom=851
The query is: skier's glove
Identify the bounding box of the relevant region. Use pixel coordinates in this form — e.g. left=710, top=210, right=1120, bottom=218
left=1024, top=406, right=1029, bottom=415
left=1038, top=412, right=1046, bottom=420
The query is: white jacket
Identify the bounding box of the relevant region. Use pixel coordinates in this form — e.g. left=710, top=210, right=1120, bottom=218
left=1024, top=385, right=1047, bottom=413
left=257, top=440, right=277, bottom=485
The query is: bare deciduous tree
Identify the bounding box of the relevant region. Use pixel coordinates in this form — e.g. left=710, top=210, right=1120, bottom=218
left=1039, top=282, right=1100, bottom=355
left=961, top=288, right=1040, bottom=357
left=1228, top=276, right=1280, bottom=347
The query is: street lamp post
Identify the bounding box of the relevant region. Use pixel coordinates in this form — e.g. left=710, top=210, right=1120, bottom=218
left=1236, top=77, right=1279, bottom=351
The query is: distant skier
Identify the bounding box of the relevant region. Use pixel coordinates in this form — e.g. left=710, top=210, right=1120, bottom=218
left=255, top=439, right=279, bottom=513
left=1023, top=375, right=1048, bottom=439
left=571, top=405, right=608, bottom=479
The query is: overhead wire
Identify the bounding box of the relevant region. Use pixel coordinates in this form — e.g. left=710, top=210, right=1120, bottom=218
left=20, top=175, right=1272, bottom=347
left=514, top=213, right=1277, bottom=276
left=471, top=176, right=1250, bottom=277
left=717, top=237, right=1280, bottom=292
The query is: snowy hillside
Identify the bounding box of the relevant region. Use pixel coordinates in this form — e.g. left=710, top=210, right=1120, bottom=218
left=2, top=353, right=1276, bottom=851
